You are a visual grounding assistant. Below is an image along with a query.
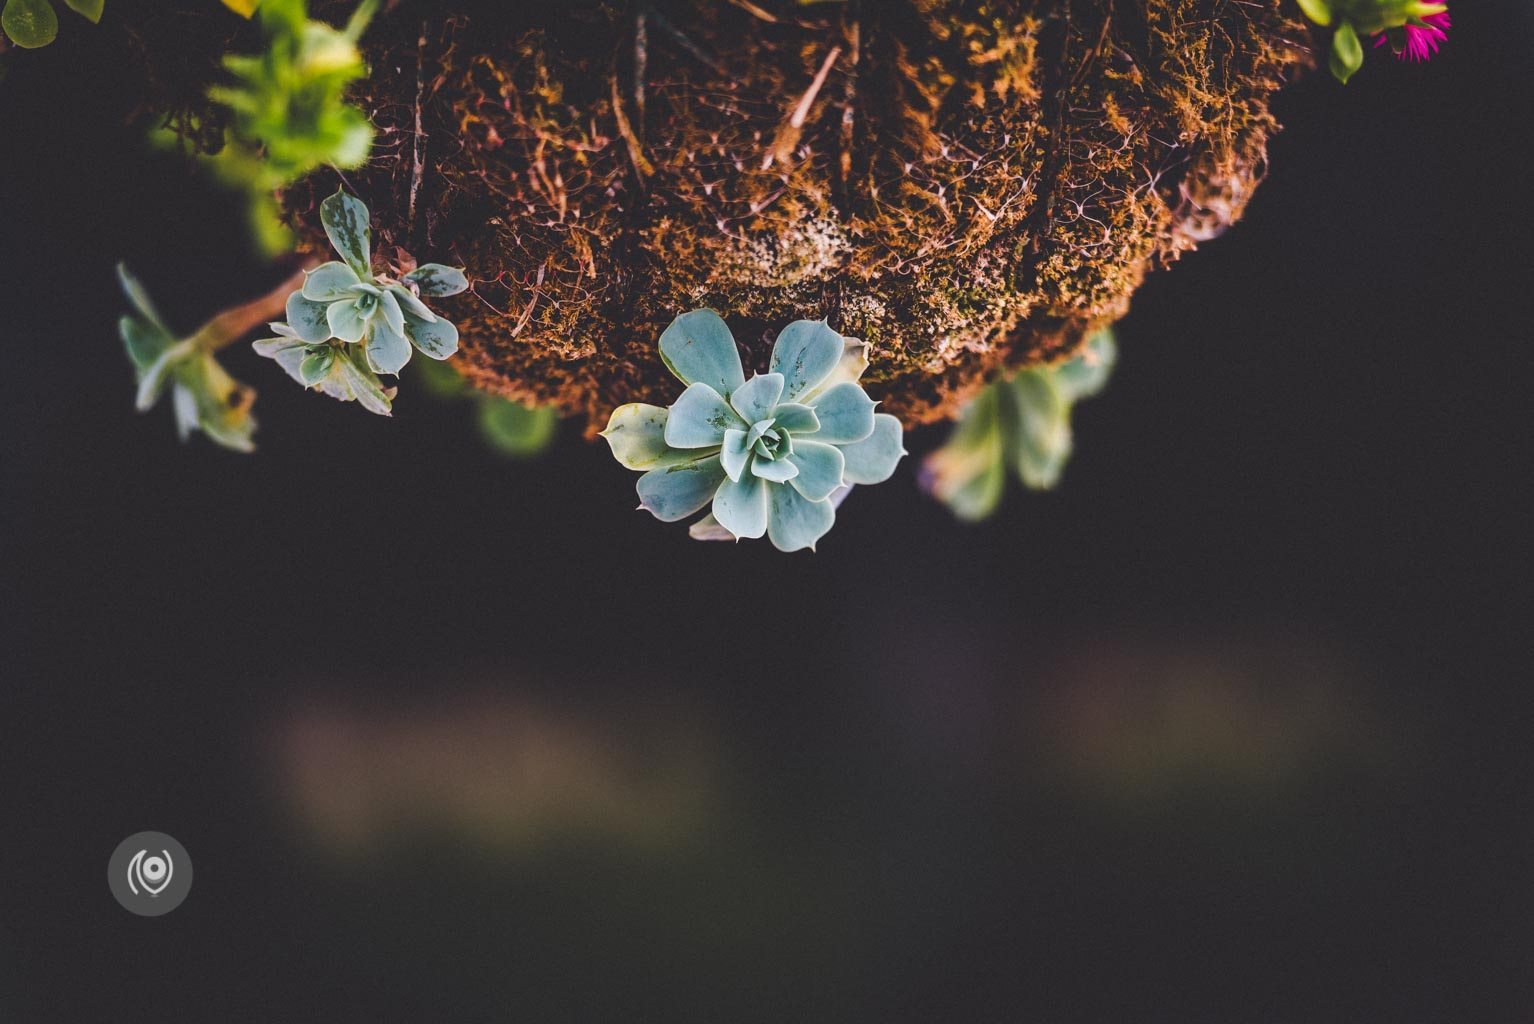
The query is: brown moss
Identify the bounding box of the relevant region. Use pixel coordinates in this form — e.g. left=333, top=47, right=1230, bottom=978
left=286, top=0, right=1309, bottom=434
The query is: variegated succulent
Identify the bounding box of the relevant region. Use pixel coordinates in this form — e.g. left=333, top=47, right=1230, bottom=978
left=271, top=189, right=466, bottom=392
left=602, top=311, right=906, bottom=552
left=118, top=264, right=258, bottom=453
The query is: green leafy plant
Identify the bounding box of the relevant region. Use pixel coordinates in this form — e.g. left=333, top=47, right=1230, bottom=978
left=193, top=0, right=377, bottom=250
left=603, top=311, right=906, bottom=552
left=1296, top=0, right=1449, bottom=82
left=921, top=329, right=1117, bottom=522
left=1, top=0, right=100, bottom=49
left=253, top=188, right=467, bottom=414
left=118, top=264, right=260, bottom=453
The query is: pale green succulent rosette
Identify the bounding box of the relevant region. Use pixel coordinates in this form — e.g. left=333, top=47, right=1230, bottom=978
left=922, top=328, right=1118, bottom=521
left=280, top=189, right=467, bottom=378
left=603, top=310, right=907, bottom=553
left=118, top=264, right=258, bottom=453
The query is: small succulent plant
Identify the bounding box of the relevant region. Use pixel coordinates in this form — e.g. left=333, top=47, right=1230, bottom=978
left=922, top=329, right=1118, bottom=521
left=255, top=188, right=467, bottom=413
left=603, top=310, right=906, bottom=552
left=118, top=264, right=258, bottom=453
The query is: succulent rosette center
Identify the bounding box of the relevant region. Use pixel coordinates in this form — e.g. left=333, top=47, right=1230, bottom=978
left=602, top=310, right=907, bottom=552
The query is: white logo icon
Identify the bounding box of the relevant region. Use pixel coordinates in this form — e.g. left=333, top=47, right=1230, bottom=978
left=127, top=848, right=174, bottom=897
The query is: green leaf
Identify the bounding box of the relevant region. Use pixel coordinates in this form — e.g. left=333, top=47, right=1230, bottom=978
left=750, top=457, right=798, bottom=484
left=320, top=189, right=372, bottom=277
left=301, top=261, right=363, bottom=301
left=117, top=264, right=170, bottom=332
left=921, top=385, right=1006, bottom=522
left=837, top=413, right=906, bottom=486
left=1296, top=0, right=1331, bottom=26
left=410, top=355, right=469, bottom=399
left=326, top=297, right=371, bottom=344
left=253, top=335, right=311, bottom=385
left=285, top=291, right=333, bottom=343
left=729, top=372, right=785, bottom=425
left=804, top=381, right=875, bottom=444
left=334, top=348, right=395, bottom=416
left=766, top=483, right=836, bottom=553
left=770, top=403, right=818, bottom=435
left=1329, top=22, right=1364, bottom=83
left=711, top=472, right=771, bottom=540
left=388, top=283, right=437, bottom=322
left=1053, top=329, right=1118, bottom=402
left=603, top=403, right=694, bottom=471
left=477, top=398, right=556, bottom=458
left=658, top=309, right=745, bottom=398
left=664, top=382, right=744, bottom=449
left=298, top=348, right=334, bottom=386
left=403, top=264, right=469, bottom=297
left=720, top=428, right=751, bottom=482
left=2, top=0, right=59, bottom=48
left=1008, top=372, right=1071, bottom=490
left=403, top=313, right=458, bottom=360
left=784, top=440, right=844, bottom=502
left=364, top=315, right=411, bottom=374
left=63, top=0, right=103, bottom=24
left=120, top=316, right=172, bottom=372
left=769, top=319, right=844, bottom=403
left=377, top=287, right=406, bottom=336
left=637, top=455, right=727, bottom=522
left=135, top=341, right=193, bottom=412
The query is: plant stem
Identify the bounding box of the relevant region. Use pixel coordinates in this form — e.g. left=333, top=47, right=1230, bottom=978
left=189, top=264, right=314, bottom=353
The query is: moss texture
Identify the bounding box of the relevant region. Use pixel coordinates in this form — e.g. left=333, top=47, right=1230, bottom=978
left=287, top=1, right=1307, bottom=432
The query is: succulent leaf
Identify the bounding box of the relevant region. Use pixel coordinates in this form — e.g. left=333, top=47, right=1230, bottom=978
left=403, top=264, right=469, bottom=297
left=285, top=291, right=333, bottom=343
left=838, top=414, right=907, bottom=486
left=663, top=383, right=744, bottom=449
left=403, top=312, right=459, bottom=360
left=365, top=314, right=412, bottom=375
left=321, top=188, right=373, bottom=277
left=711, top=473, right=771, bottom=539
left=729, top=372, right=785, bottom=424
left=637, top=455, right=727, bottom=522
left=302, top=261, right=363, bottom=301
left=766, top=484, right=836, bottom=553
left=770, top=319, right=844, bottom=402
left=804, top=382, right=876, bottom=444
left=785, top=440, right=844, bottom=501
left=658, top=310, right=745, bottom=398
left=602, top=404, right=691, bottom=471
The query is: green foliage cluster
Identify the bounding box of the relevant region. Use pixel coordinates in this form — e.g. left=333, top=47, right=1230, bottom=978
left=922, top=330, right=1117, bottom=522
left=1296, top=0, right=1447, bottom=81
left=190, top=0, right=378, bottom=251
left=1, top=0, right=99, bottom=49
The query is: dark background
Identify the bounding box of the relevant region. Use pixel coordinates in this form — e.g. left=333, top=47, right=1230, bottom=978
left=2, top=4, right=1529, bottom=1021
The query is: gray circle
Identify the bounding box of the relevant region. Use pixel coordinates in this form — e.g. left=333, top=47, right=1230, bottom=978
left=108, top=832, right=193, bottom=917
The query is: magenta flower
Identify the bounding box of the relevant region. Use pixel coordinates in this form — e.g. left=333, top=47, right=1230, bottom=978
left=1374, top=8, right=1450, bottom=61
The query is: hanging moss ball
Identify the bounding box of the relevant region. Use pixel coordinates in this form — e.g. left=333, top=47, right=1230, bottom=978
left=281, top=0, right=1307, bottom=433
